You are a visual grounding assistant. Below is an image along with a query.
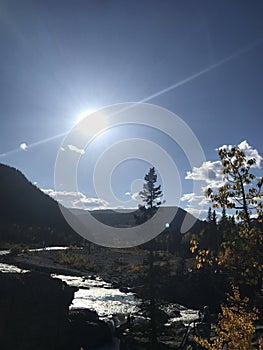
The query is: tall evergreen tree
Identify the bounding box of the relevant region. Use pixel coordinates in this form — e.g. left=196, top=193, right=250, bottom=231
left=135, top=167, right=163, bottom=225
left=206, top=207, right=212, bottom=223
left=139, top=167, right=163, bottom=210
left=138, top=167, right=163, bottom=348
left=212, top=210, right=217, bottom=225
left=219, top=207, right=227, bottom=226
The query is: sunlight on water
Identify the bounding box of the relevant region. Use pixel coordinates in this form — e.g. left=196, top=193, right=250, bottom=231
left=72, top=287, right=138, bottom=316
left=170, top=308, right=199, bottom=325
left=53, top=274, right=139, bottom=317
left=30, top=246, right=70, bottom=252
left=0, top=249, right=198, bottom=324
left=0, top=262, right=29, bottom=273
left=0, top=250, right=10, bottom=256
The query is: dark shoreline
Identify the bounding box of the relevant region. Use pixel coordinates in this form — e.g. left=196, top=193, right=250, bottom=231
left=3, top=248, right=263, bottom=349
left=0, top=247, right=226, bottom=311
left=0, top=249, right=197, bottom=349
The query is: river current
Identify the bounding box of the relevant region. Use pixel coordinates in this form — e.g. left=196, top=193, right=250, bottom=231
left=0, top=247, right=199, bottom=325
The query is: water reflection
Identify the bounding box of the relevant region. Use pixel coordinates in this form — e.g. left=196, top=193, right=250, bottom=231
left=53, top=274, right=139, bottom=317
left=0, top=262, right=29, bottom=273
left=0, top=249, right=198, bottom=324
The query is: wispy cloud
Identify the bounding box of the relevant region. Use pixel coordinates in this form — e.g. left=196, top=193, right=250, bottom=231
left=42, top=189, right=108, bottom=210
left=181, top=192, right=210, bottom=219
left=125, top=191, right=141, bottom=201
left=19, top=143, right=28, bottom=151
left=67, top=144, right=85, bottom=155
left=181, top=193, right=209, bottom=206
left=184, top=207, right=209, bottom=218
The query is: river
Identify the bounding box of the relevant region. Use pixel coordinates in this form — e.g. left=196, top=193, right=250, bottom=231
left=0, top=247, right=199, bottom=325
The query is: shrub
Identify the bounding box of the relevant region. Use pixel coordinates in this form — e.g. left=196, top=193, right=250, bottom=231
left=58, top=250, right=97, bottom=271
left=194, top=285, right=263, bottom=350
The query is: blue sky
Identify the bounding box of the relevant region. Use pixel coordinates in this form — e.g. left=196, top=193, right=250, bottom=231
left=0, top=0, right=263, bottom=219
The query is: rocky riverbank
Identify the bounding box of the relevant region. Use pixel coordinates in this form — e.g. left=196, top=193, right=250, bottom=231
left=0, top=247, right=227, bottom=349
left=0, top=271, right=114, bottom=350
left=0, top=246, right=228, bottom=311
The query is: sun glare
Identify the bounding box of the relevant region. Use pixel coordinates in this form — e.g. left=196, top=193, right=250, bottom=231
left=74, top=109, right=109, bottom=139
left=76, top=109, right=97, bottom=124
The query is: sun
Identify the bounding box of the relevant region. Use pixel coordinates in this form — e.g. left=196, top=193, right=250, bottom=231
left=74, top=108, right=109, bottom=139
left=75, top=109, right=97, bottom=124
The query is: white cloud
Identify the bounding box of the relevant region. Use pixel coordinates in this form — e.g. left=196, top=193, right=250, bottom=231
left=180, top=192, right=210, bottom=220
left=67, top=144, right=85, bottom=155
left=218, top=140, right=262, bottom=168
left=131, top=192, right=141, bottom=201
left=20, top=143, right=28, bottom=151
left=186, top=160, right=224, bottom=188
left=183, top=140, right=263, bottom=219
left=181, top=193, right=200, bottom=203
left=42, top=189, right=109, bottom=210
left=181, top=193, right=209, bottom=206
left=185, top=207, right=209, bottom=218
left=125, top=191, right=141, bottom=201
left=186, top=141, right=262, bottom=189
left=238, top=140, right=262, bottom=168
left=183, top=160, right=223, bottom=216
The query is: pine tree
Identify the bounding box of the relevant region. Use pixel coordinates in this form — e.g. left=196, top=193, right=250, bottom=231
left=206, top=207, right=212, bottom=223
left=138, top=167, right=163, bottom=348
left=135, top=167, right=163, bottom=224
left=212, top=210, right=217, bottom=225
left=139, top=167, right=163, bottom=210
left=219, top=207, right=227, bottom=227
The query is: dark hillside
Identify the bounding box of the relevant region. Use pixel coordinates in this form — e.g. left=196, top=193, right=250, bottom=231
left=0, top=164, right=82, bottom=245
left=0, top=163, right=205, bottom=249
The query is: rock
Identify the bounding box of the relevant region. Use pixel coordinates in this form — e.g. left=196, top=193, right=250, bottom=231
left=69, top=308, right=100, bottom=323
left=0, top=271, right=75, bottom=350
left=68, top=309, right=113, bottom=349
left=0, top=271, right=113, bottom=350
left=119, top=286, right=136, bottom=293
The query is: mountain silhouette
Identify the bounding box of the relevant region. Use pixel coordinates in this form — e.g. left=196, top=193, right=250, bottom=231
left=70, top=206, right=201, bottom=232
left=0, top=164, right=202, bottom=246
left=0, top=164, right=82, bottom=245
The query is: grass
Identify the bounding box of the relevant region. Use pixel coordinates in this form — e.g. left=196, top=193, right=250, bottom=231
left=58, top=249, right=97, bottom=271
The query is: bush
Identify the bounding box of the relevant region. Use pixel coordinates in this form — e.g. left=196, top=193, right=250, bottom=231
left=58, top=250, right=97, bottom=271
left=194, top=285, right=263, bottom=350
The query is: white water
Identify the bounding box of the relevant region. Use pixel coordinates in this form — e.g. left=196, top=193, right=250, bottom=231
left=0, top=250, right=10, bottom=256
left=30, top=246, right=71, bottom=252
left=0, top=249, right=140, bottom=318
left=53, top=274, right=139, bottom=317
left=0, top=248, right=198, bottom=324
left=0, top=262, right=29, bottom=273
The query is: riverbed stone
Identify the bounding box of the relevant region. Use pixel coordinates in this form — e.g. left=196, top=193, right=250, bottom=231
left=0, top=271, right=75, bottom=350
left=0, top=271, right=112, bottom=350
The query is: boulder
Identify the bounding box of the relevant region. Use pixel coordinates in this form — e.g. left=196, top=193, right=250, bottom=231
left=0, top=272, right=113, bottom=350
left=0, top=271, right=75, bottom=350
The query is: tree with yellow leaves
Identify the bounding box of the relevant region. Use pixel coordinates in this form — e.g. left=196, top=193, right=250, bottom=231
left=191, top=144, right=263, bottom=288
left=206, top=145, right=263, bottom=226
left=194, top=285, right=263, bottom=350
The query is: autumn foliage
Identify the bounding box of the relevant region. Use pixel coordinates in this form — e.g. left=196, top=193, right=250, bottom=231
left=194, top=285, right=263, bottom=350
